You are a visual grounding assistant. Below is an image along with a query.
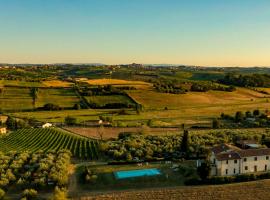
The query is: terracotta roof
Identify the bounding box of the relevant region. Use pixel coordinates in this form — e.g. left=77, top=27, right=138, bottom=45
left=237, top=148, right=270, bottom=157
left=216, top=152, right=241, bottom=161
left=211, top=144, right=240, bottom=154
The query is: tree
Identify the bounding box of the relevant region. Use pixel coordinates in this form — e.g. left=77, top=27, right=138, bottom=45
left=253, top=109, right=260, bottom=116
left=97, top=125, right=105, bottom=140
left=73, top=103, right=81, bottom=110
left=197, top=162, right=211, bottom=180
left=30, top=88, right=39, bottom=108
left=180, top=130, right=189, bottom=157
left=64, top=116, right=77, bottom=125
left=245, top=111, right=252, bottom=118
left=6, top=116, right=16, bottom=130
left=50, top=187, right=67, bottom=200
left=212, top=119, right=220, bottom=129
left=235, top=111, right=244, bottom=123
left=22, top=189, right=38, bottom=200
left=0, top=188, right=5, bottom=200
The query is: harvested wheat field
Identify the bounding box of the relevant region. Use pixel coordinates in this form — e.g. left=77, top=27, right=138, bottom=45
left=71, top=179, right=270, bottom=200
left=83, top=78, right=152, bottom=86
left=42, top=80, right=73, bottom=87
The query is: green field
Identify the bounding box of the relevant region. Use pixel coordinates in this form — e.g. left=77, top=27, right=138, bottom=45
left=36, top=88, right=80, bottom=108
left=0, top=128, right=100, bottom=159
left=0, top=87, right=33, bottom=111
left=85, top=95, right=134, bottom=106
left=0, top=80, right=44, bottom=87
left=0, top=87, right=80, bottom=111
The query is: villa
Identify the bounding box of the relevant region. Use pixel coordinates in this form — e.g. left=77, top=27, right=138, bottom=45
left=210, top=143, right=270, bottom=176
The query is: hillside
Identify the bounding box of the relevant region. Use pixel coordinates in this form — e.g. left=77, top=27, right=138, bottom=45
left=73, top=179, right=270, bottom=200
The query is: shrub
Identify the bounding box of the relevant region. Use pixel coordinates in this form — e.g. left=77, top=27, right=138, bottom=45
left=22, top=189, right=38, bottom=200
left=0, top=188, right=5, bottom=200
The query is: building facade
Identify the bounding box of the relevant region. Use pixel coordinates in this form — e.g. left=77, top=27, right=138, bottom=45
left=210, top=144, right=270, bottom=176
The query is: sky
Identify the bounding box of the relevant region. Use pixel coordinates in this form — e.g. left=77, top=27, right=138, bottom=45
left=1, top=0, right=270, bottom=66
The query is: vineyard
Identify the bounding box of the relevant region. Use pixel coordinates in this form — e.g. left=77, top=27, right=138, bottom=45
left=0, top=128, right=100, bottom=159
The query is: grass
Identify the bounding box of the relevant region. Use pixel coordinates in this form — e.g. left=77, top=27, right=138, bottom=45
left=85, top=95, right=134, bottom=106
left=73, top=161, right=196, bottom=193
left=36, top=88, right=80, bottom=108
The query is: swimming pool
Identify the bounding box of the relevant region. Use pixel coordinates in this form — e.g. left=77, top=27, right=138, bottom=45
left=114, top=168, right=161, bottom=179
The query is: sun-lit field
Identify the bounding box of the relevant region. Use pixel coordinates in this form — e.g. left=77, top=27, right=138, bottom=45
left=64, top=127, right=180, bottom=139
left=10, top=109, right=105, bottom=123
left=85, top=95, right=134, bottom=106
left=42, top=80, right=73, bottom=87
left=83, top=78, right=152, bottom=86
left=127, top=87, right=269, bottom=109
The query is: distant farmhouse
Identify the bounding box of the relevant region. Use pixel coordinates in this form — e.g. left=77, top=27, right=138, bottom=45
left=42, top=123, right=53, bottom=128
left=0, top=127, right=7, bottom=134
left=210, top=142, right=270, bottom=176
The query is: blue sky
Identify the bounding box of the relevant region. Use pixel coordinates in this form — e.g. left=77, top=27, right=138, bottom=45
left=1, top=0, right=270, bottom=66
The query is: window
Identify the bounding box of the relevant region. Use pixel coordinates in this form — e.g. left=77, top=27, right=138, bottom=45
left=226, top=169, right=228, bottom=175
left=244, top=158, right=247, bottom=162
left=254, top=165, right=257, bottom=172
left=267, top=156, right=269, bottom=160
left=226, top=160, right=228, bottom=164
left=265, top=165, right=268, bottom=171
left=234, top=168, right=236, bottom=174
left=254, top=157, right=257, bottom=161
left=213, top=158, right=216, bottom=164
left=245, top=166, right=248, bottom=170
left=234, top=160, right=237, bottom=164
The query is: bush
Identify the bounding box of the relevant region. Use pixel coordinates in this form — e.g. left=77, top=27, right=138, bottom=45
left=22, top=189, right=38, bottom=200
left=0, top=188, right=5, bottom=200
left=50, top=187, right=68, bottom=200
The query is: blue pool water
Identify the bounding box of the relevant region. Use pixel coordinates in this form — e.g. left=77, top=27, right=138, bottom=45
left=114, top=168, right=161, bottom=179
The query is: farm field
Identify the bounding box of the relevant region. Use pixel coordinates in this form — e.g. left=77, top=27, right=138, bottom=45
left=42, top=80, right=73, bottom=87
left=0, top=80, right=44, bottom=87
left=85, top=95, right=135, bottom=106
left=64, top=127, right=180, bottom=139
left=72, top=179, right=270, bottom=200
left=0, top=128, right=99, bottom=159
left=127, top=87, right=270, bottom=109
left=83, top=79, right=152, bottom=86
left=10, top=109, right=106, bottom=123
left=0, top=87, right=33, bottom=111
left=36, top=88, right=80, bottom=108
